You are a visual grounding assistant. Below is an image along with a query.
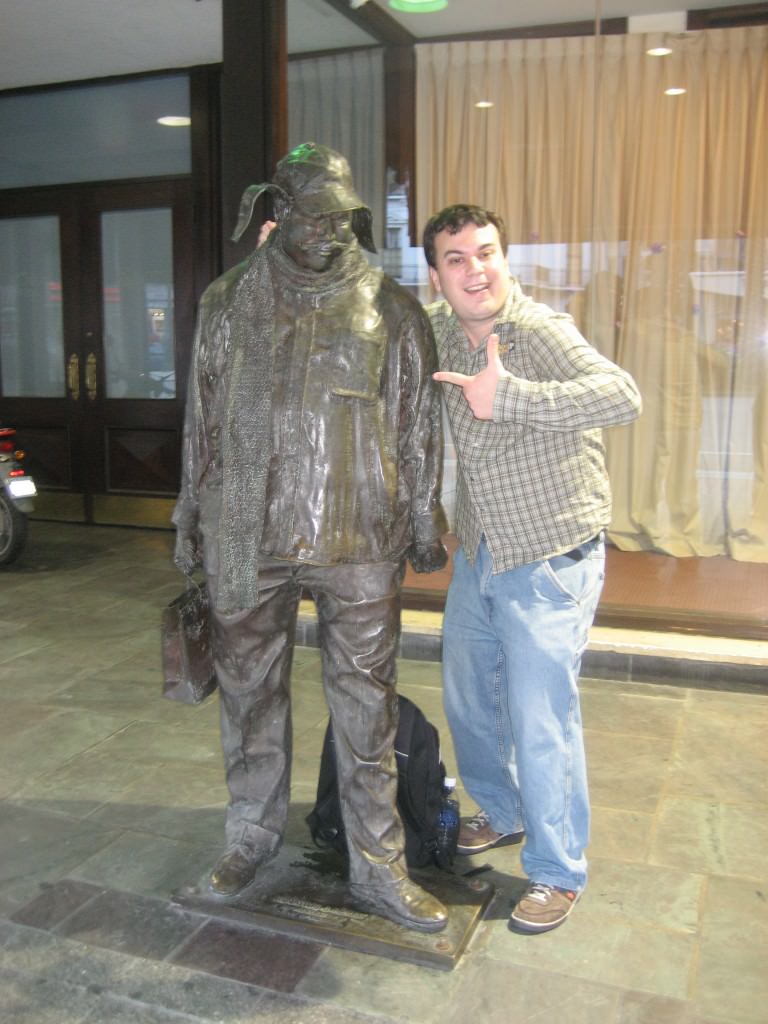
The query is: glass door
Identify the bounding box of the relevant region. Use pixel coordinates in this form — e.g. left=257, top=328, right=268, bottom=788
left=0, top=180, right=195, bottom=527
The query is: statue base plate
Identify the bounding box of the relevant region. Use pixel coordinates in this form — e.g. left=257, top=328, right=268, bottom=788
left=174, top=845, right=494, bottom=971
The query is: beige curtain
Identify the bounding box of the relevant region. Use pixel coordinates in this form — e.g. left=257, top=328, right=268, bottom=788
left=416, top=27, right=768, bottom=561
left=288, top=49, right=386, bottom=252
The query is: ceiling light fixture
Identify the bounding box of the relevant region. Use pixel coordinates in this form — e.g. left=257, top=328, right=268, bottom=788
left=475, top=101, right=494, bottom=109
left=647, top=46, right=673, bottom=56
left=157, top=116, right=191, bottom=127
left=665, top=87, right=686, bottom=96
left=389, top=0, right=448, bottom=13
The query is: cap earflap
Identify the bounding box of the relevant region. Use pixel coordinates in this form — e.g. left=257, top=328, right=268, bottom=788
left=352, top=208, right=377, bottom=254
left=231, top=182, right=291, bottom=244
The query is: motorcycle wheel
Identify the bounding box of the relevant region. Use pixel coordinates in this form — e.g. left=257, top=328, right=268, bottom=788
left=0, top=492, right=28, bottom=565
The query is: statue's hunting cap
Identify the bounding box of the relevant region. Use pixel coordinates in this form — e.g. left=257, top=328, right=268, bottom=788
left=231, top=141, right=376, bottom=252
left=274, top=142, right=366, bottom=215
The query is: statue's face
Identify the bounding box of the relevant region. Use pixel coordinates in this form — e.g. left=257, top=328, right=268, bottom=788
left=281, top=206, right=354, bottom=272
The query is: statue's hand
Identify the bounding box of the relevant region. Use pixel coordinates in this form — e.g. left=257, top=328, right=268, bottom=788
left=409, top=539, right=448, bottom=574
left=174, top=529, right=202, bottom=575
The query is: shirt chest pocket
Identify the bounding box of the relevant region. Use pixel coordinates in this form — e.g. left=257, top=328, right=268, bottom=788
left=316, top=312, right=387, bottom=401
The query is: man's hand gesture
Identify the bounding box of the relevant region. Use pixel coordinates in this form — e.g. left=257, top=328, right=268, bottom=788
left=433, top=334, right=508, bottom=420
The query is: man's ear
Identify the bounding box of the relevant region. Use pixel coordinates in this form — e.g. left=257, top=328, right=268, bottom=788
left=428, top=266, right=441, bottom=293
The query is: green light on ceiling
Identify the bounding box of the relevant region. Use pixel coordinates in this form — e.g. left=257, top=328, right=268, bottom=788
left=389, top=0, right=449, bottom=12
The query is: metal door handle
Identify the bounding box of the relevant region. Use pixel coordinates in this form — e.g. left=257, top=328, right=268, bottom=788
left=86, top=352, right=98, bottom=400
left=67, top=353, right=80, bottom=401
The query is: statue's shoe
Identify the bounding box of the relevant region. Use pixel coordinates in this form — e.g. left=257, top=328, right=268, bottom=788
left=350, top=877, right=448, bottom=933
left=208, top=844, right=274, bottom=897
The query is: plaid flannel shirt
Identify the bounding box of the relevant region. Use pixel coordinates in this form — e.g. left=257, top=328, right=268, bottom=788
left=427, top=279, right=641, bottom=571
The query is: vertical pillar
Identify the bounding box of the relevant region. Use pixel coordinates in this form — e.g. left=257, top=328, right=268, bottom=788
left=383, top=44, right=417, bottom=242
left=220, top=0, right=287, bottom=270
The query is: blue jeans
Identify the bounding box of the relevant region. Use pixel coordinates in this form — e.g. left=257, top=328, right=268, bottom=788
left=442, top=535, right=605, bottom=892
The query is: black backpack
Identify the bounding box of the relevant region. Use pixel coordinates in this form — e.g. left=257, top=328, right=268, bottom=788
left=306, top=694, right=459, bottom=870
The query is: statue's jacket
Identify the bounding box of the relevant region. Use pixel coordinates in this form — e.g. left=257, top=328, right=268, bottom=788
left=173, top=236, right=447, bottom=611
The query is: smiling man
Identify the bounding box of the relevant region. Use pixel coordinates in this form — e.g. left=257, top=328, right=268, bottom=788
left=424, top=204, right=641, bottom=934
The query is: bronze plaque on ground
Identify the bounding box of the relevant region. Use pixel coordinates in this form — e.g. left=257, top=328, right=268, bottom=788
left=174, top=844, right=495, bottom=971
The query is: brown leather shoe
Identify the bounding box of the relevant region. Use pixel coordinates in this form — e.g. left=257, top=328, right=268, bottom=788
left=208, top=845, right=273, bottom=897
left=457, top=811, right=525, bottom=854
left=349, top=877, right=448, bottom=933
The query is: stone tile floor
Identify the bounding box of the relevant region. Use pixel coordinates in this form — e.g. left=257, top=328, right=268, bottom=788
left=0, top=521, right=766, bottom=1023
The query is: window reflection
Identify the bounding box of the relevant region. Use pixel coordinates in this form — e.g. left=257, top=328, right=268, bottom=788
left=0, top=76, right=190, bottom=189
left=0, top=216, right=65, bottom=397
left=102, top=209, right=176, bottom=400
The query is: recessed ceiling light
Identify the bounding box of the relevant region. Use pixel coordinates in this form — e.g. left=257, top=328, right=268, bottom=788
left=647, top=46, right=673, bottom=56
left=665, top=87, right=686, bottom=96
left=389, top=0, right=448, bottom=12
left=157, top=116, right=191, bottom=127
left=475, top=101, right=494, bottom=109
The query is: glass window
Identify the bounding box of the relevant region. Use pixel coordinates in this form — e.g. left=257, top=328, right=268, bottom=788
left=408, top=26, right=768, bottom=565
left=0, top=75, right=190, bottom=188
left=0, top=216, right=64, bottom=397
left=102, top=208, right=176, bottom=400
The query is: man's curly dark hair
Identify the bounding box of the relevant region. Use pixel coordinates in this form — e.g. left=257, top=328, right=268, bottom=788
left=422, top=204, right=508, bottom=269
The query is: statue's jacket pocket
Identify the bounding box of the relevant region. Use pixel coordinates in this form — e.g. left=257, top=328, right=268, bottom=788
left=314, top=306, right=386, bottom=402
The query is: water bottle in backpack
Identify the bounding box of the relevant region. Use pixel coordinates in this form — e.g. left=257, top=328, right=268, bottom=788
left=434, top=777, right=460, bottom=869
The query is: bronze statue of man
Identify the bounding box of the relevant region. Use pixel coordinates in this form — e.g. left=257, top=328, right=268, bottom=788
left=172, top=142, right=449, bottom=932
